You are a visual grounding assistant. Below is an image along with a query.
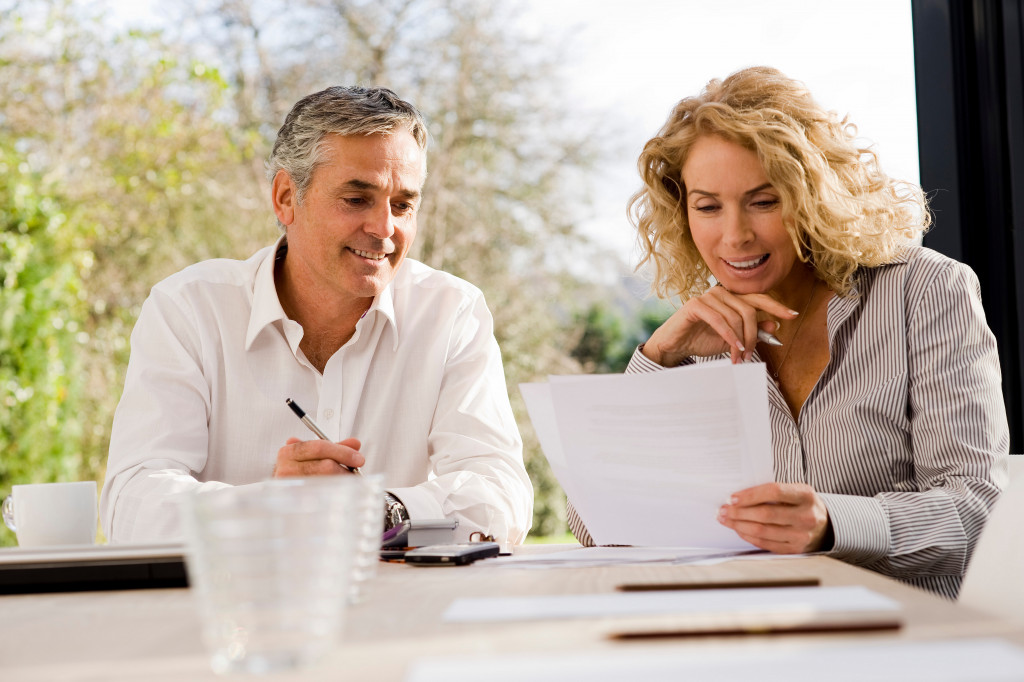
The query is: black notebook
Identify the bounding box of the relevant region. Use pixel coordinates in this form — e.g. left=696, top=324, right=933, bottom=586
left=0, top=543, right=187, bottom=594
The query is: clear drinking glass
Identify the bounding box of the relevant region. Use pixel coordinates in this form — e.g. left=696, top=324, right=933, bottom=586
left=181, top=477, right=361, bottom=675
left=349, top=473, right=385, bottom=604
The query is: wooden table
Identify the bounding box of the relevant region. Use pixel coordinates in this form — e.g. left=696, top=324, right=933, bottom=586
left=1, top=546, right=1020, bottom=681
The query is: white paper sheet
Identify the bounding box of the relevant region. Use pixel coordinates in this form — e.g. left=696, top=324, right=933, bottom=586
left=521, top=361, right=773, bottom=547
left=406, top=638, right=1024, bottom=682
left=519, top=382, right=575, bottom=502
left=482, top=546, right=760, bottom=569
left=442, top=585, right=899, bottom=623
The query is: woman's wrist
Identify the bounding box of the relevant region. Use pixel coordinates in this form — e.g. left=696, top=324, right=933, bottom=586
left=640, top=338, right=680, bottom=367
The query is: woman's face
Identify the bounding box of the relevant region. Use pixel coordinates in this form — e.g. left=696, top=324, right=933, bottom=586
left=681, top=135, right=801, bottom=297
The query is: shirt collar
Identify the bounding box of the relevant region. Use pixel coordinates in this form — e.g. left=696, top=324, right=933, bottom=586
left=846, top=243, right=912, bottom=298
left=245, top=235, right=291, bottom=351
left=369, top=272, right=400, bottom=351
left=245, top=235, right=400, bottom=351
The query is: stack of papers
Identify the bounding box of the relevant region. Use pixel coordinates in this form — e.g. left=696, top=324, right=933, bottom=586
left=521, top=360, right=773, bottom=548
left=483, top=546, right=761, bottom=569
left=441, top=585, right=898, bottom=624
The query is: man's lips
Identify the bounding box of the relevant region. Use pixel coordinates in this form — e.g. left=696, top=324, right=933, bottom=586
left=349, top=247, right=389, bottom=261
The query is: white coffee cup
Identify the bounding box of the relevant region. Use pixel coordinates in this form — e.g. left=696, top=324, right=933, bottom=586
left=2, top=481, right=98, bottom=547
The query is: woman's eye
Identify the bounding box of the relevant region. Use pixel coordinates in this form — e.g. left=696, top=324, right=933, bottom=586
left=752, top=199, right=779, bottom=209
left=693, top=204, right=718, bottom=213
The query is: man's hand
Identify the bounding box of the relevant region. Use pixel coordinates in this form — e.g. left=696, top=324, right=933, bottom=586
left=716, top=482, right=831, bottom=553
left=273, top=437, right=365, bottom=477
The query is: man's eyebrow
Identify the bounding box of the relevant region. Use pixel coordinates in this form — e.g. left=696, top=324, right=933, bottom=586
left=336, top=179, right=421, bottom=200
left=340, top=179, right=377, bottom=191
left=686, top=183, right=775, bottom=198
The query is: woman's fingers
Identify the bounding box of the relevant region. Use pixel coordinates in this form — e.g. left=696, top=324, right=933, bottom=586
left=642, top=287, right=801, bottom=365
left=734, top=292, right=802, bottom=320
left=688, top=297, right=747, bottom=359
left=701, top=290, right=764, bottom=362
left=730, top=482, right=813, bottom=506
left=717, top=482, right=830, bottom=553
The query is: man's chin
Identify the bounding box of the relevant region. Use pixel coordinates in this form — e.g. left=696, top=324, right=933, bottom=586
left=347, top=272, right=396, bottom=299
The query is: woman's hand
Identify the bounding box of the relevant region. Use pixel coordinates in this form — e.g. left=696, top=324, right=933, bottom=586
left=642, top=288, right=798, bottom=366
left=717, top=482, right=831, bottom=553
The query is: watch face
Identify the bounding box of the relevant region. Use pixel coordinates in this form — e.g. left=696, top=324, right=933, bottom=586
left=383, top=495, right=409, bottom=531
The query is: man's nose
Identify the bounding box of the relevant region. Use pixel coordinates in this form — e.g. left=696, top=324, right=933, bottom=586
left=364, top=202, right=395, bottom=239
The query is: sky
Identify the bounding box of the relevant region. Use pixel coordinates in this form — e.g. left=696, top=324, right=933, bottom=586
left=517, top=0, right=919, bottom=265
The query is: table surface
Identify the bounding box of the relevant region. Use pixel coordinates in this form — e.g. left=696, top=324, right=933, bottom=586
left=1, top=545, right=1021, bottom=681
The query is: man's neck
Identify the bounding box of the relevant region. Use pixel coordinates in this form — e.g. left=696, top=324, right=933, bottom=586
left=273, top=253, right=373, bottom=373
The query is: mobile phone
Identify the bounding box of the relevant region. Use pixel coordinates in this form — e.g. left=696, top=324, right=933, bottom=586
left=403, top=542, right=500, bottom=566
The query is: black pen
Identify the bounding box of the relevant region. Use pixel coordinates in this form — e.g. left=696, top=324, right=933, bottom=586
left=285, top=398, right=361, bottom=474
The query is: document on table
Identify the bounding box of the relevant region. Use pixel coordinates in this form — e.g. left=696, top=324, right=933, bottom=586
left=442, top=585, right=898, bottom=624
left=407, top=638, right=1024, bottom=682
left=482, top=546, right=762, bottom=569
left=520, top=360, right=773, bottom=548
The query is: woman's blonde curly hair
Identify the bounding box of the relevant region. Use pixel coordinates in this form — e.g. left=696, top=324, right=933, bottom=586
left=629, top=66, right=929, bottom=300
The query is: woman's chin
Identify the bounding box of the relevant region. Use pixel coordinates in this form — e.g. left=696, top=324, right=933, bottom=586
left=717, top=278, right=773, bottom=295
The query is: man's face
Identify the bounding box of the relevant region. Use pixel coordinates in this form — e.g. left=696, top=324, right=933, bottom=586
left=273, top=131, right=426, bottom=304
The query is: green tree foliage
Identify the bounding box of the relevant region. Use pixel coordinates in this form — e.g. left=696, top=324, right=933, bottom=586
left=0, top=142, right=88, bottom=489
left=0, top=0, right=643, bottom=540
left=570, top=300, right=673, bottom=374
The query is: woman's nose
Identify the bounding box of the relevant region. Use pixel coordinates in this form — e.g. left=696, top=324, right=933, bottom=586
left=721, top=210, right=755, bottom=247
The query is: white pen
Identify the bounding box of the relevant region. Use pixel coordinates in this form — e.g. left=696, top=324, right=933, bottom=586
left=285, top=398, right=361, bottom=474
left=757, top=329, right=783, bottom=346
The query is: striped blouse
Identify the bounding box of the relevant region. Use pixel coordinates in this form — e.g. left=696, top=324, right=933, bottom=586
left=568, top=245, right=1010, bottom=599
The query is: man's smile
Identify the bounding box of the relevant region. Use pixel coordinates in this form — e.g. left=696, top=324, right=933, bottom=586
left=349, top=247, right=389, bottom=261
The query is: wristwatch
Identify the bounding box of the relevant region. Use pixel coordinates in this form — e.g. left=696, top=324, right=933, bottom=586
left=383, top=492, right=410, bottom=531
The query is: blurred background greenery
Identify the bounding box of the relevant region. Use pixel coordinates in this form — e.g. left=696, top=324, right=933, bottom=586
left=0, top=0, right=672, bottom=545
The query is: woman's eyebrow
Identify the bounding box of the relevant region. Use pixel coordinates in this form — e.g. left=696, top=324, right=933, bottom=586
left=686, top=183, right=774, bottom=199
left=744, top=183, right=774, bottom=195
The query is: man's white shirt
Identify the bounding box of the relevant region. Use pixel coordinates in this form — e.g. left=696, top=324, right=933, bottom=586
left=101, top=238, right=533, bottom=545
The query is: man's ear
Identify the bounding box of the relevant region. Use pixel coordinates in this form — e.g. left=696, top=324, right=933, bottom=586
left=271, top=170, right=297, bottom=227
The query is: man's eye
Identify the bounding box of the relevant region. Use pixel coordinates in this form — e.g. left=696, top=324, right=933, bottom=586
left=392, top=202, right=414, bottom=214
left=344, top=197, right=366, bottom=206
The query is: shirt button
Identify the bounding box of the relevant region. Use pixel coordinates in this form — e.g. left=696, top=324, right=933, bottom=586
left=324, top=409, right=335, bottom=419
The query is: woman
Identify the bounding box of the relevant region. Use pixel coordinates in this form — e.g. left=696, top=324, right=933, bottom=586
left=568, top=66, right=1009, bottom=598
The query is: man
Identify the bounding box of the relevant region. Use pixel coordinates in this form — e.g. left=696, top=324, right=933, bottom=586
left=100, top=87, right=533, bottom=546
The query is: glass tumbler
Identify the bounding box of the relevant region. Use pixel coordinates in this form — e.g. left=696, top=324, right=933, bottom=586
left=349, top=473, right=385, bottom=604
left=181, top=477, right=361, bottom=675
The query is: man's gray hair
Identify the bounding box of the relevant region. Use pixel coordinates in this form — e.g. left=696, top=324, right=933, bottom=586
left=266, top=86, right=428, bottom=201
